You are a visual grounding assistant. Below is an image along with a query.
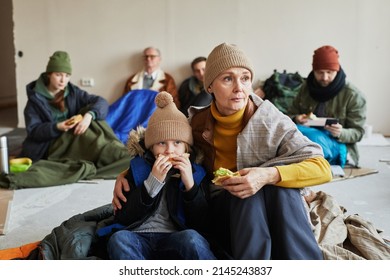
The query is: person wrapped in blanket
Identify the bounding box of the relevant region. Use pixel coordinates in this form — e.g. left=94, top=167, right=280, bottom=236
left=288, top=45, right=367, bottom=167
left=113, top=43, right=332, bottom=260
left=107, top=91, right=215, bottom=260
left=19, top=51, right=109, bottom=162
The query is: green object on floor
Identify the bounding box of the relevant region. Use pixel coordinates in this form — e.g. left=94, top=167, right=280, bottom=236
left=9, top=157, right=32, bottom=173
left=10, top=163, right=31, bottom=173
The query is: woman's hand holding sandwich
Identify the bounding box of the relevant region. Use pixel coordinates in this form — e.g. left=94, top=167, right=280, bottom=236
left=215, top=167, right=281, bottom=199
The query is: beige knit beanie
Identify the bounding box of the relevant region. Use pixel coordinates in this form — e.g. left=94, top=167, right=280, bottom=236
left=145, top=91, right=193, bottom=148
left=204, top=43, right=254, bottom=91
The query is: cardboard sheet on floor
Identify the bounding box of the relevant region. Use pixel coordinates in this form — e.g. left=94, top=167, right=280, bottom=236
left=0, top=188, right=13, bottom=235
left=332, top=166, right=378, bottom=182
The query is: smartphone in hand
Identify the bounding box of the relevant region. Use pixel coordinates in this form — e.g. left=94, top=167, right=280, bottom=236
left=325, top=118, right=339, bottom=126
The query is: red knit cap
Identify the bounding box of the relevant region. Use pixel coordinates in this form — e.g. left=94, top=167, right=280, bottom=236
left=312, top=45, right=340, bottom=71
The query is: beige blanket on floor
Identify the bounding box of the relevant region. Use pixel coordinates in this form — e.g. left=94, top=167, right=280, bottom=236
left=309, top=191, right=390, bottom=260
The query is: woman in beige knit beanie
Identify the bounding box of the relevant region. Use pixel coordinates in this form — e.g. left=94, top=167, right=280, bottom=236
left=188, top=43, right=331, bottom=259
left=108, top=91, right=216, bottom=260
left=114, top=43, right=331, bottom=260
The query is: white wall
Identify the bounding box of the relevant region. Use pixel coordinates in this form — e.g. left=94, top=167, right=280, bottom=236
left=13, top=0, right=390, bottom=134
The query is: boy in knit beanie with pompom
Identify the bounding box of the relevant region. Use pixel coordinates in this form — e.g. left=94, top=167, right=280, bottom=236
left=289, top=45, right=367, bottom=167
left=107, top=91, right=215, bottom=260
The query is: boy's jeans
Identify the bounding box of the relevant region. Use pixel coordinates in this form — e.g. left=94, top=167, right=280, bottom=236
left=108, top=229, right=216, bottom=260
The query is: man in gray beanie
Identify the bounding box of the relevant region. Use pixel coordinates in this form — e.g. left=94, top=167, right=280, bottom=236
left=113, top=43, right=332, bottom=260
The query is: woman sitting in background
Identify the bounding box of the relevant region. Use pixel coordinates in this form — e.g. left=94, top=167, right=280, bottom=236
left=5, top=51, right=130, bottom=188
left=20, top=50, right=109, bottom=162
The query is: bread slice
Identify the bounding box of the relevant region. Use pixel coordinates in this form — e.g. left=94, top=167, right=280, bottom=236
left=65, top=114, right=83, bottom=125
left=212, top=167, right=240, bottom=186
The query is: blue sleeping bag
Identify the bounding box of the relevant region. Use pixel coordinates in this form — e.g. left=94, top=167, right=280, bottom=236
left=297, top=125, right=347, bottom=167
left=106, top=89, right=158, bottom=144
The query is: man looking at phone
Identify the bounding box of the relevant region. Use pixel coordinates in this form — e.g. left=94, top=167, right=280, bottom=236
left=289, top=45, right=367, bottom=166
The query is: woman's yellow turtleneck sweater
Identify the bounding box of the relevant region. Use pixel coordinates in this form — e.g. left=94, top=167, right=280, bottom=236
left=210, top=102, right=331, bottom=188
left=211, top=102, right=244, bottom=172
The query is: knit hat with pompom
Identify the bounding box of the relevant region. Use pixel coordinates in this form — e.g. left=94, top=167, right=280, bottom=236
left=145, top=91, right=193, bottom=148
